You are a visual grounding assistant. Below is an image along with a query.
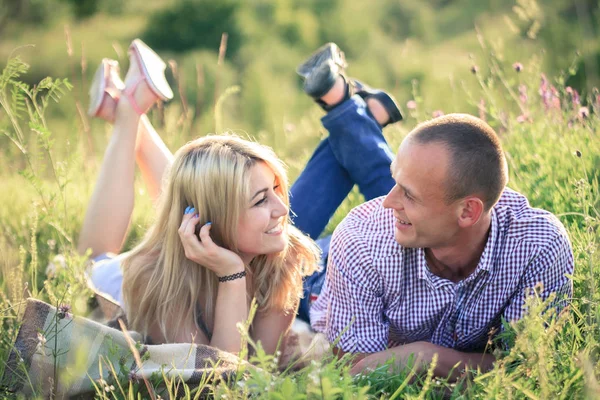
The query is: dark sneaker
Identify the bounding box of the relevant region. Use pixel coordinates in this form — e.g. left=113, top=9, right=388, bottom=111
left=354, top=80, right=403, bottom=127
left=296, top=42, right=347, bottom=79
left=303, top=59, right=341, bottom=99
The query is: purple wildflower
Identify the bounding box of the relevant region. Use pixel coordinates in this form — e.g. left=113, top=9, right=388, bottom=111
left=406, top=100, right=417, bottom=110
left=128, top=371, right=140, bottom=383
left=512, top=62, right=523, bottom=73
left=57, top=304, right=71, bottom=319
left=519, top=84, right=528, bottom=105
left=516, top=113, right=530, bottom=123
left=432, top=110, right=444, bottom=118
left=478, top=99, right=486, bottom=121
left=539, top=75, right=561, bottom=111
left=572, top=89, right=580, bottom=107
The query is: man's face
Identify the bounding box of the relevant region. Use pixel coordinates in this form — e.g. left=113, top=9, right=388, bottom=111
left=382, top=140, right=462, bottom=249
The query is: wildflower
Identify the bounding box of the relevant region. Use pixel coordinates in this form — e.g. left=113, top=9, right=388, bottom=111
left=512, top=62, right=523, bottom=73
left=478, top=99, right=486, bottom=121
left=128, top=370, right=139, bottom=383
left=516, top=114, right=530, bottom=123
left=45, top=254, right=67, bottom=279
left=57, top=304, right=71, bottom=320
left=578, top=106, right=588, bottom=119
left=539, top=74, right=561, bottom=112
left=432, top=110, right=444, bottom=118
left=406, top=100, right=417, bottom=110
left=104, top=385, right=115, bottom=393
left=470, top=65, right=479, bottom=74
left=284, top=123, right=295, bottom=133
left=569, top=88, right=581, bottom=107
left=518, top=84, right=528, bottom=105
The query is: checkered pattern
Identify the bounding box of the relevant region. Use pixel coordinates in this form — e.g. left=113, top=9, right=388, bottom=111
left=310, top=188, right=574, bottom=353
left=2, top=299, right=246, bottom=398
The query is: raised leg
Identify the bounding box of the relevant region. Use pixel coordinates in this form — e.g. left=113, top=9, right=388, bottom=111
left=323, top=95, right=396, bottom=200
left=77, top=100, right=141, bottom=258
left=135, top=115, right=174, bottom=202
left=290, top=95, right=396, bottom=241
left=290, top=138, right=354, bottom=240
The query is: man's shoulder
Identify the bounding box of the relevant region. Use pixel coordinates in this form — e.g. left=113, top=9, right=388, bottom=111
left=495, top=188, right=569, bottom=247
left=331, top=196, right=399, bottom=260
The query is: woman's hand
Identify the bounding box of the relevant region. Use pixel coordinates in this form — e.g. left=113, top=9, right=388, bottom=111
left=178, top=208, right=245, bottom=277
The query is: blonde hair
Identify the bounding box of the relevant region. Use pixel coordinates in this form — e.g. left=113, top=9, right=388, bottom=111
left=122, top=135, right=320, bottom=342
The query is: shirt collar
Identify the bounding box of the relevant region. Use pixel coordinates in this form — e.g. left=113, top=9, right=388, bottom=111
left=416, top=209, right=499, bottom=287
left=473, top=208, right=499, bottom=274
left=417, top=248, right=453, bottom=289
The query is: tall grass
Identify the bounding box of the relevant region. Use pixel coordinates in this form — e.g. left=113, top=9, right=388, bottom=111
left=1, top=21, right=599, bottom=400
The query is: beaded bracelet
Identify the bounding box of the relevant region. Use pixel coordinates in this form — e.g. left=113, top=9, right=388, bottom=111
left=218, top=271, right=246, bottom=283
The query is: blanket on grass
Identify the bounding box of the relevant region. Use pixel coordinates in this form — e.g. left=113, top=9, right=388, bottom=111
left=0, top=298, right=250, bottom=399
left=1, top=297, right=328, bottom=399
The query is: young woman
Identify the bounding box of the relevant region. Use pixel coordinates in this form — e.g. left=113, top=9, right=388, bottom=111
left=81, top=39, right=401, bottom=354
left=81, top=40, right=319, bottom=353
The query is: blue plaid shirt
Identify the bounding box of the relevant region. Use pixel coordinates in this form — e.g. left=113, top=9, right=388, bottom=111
left=310, top=188, right=574, bottom=353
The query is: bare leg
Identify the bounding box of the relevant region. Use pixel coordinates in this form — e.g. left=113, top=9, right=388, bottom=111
left=135, top=115, right=174, bottom=202
left=78, top=100, right=141, bottom=258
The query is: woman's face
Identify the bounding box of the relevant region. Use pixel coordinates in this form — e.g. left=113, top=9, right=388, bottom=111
left=236, top=162, right=289, bottom=263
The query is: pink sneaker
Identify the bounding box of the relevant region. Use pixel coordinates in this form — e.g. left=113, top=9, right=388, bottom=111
left=87, top=59, right=125, bottom=123
left=122, top=39, right=173, bottom=115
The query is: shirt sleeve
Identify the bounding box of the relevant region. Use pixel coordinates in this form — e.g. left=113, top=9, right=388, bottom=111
left=503, top=232, right=574, bottom=323
left=311, top=219, right=389, bottom=353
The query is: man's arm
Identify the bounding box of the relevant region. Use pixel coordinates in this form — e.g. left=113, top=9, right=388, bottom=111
left=310, top=218, right=390, bottom=354
left=346, top=342, right=495, bottom=380
left=503, top=233, right=574, bottom=323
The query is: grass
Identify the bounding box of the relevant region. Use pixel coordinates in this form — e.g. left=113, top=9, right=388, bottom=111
left=1, top=2, right=600, bottom=398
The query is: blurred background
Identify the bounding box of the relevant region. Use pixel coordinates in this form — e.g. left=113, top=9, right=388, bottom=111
left=1, top=0, right=598, bottom=142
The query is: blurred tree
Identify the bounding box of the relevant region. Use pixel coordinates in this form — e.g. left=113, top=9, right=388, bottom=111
left=63, top=0, right=100, bottom=19
left=0, top=0, right=64, bottom=32
left=379, top=0, right=437, bottom=43
left=142, top=0, right=242, bottom=56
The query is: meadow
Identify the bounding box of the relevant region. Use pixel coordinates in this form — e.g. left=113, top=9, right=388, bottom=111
left=1, top=0, right=599, bottom=398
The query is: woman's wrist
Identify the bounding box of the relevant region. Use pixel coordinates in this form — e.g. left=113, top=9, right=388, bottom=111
left=218, top=270, right=246, bottom=283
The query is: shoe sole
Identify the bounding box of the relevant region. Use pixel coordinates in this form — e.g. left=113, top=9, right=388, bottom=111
left=354, top=80, right=403, bottom=126
left=129, top=39, right=174, bottom=101
left=88, top=59, right=109, bottom=117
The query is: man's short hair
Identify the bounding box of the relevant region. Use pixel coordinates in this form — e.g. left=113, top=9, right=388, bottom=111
left=408, top=113, right=508, bottom=211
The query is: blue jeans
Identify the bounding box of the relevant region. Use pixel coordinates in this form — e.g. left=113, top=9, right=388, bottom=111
left=292, top=96, right=395, bottom=323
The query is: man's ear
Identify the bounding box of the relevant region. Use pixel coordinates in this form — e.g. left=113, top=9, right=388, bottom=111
left=457, top=196, right=484, bottom=228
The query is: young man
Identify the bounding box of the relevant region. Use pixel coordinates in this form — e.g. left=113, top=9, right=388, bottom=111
left=298, top=44, right=574, bottom=378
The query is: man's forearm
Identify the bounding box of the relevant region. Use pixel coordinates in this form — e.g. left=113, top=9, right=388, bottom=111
left=350, top=342, right=495, bottom=380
